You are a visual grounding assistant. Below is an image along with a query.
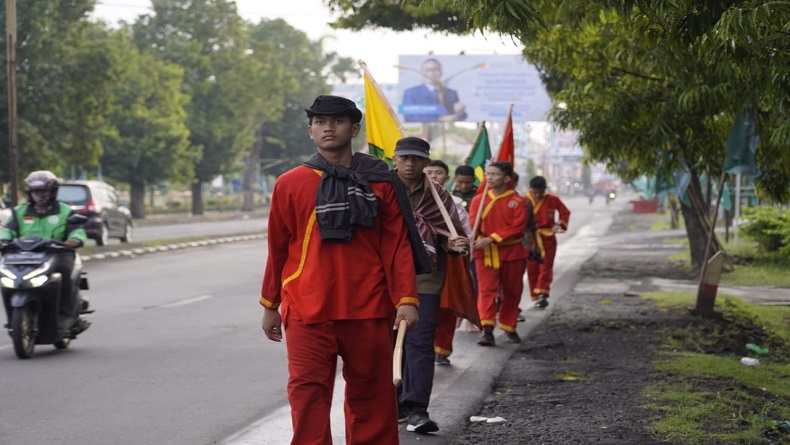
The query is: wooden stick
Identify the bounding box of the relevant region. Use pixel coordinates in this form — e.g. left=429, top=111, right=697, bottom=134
left=393, top=319, right=407, bottom=387
left=426, top=176, right=467, bottom=255
left=470, top=183, right=489, bottom=240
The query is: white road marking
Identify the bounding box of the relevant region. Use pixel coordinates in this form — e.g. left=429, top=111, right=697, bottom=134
left=161, top=295, right=212, bottom=308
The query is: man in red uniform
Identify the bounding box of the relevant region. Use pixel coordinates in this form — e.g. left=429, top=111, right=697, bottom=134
left=260, top=95, right=421, bottom=445
left=424, top=160, right=472, bottom=367
left=525, top=175, right=571, bottom=309
left=469, top=162, right=529, bottom=346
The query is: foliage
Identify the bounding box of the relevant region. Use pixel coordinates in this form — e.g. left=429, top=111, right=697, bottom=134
left=326, top=0, right=471, bottom=33
left=97, top=27, right=194, bottom=217
left=740, top=206, right=790, bottom=254
left=250, top=19, right=332, bottom=177
left=0, top=1, right=117, bottom=184
left=132, top=0, right=286, bottom=183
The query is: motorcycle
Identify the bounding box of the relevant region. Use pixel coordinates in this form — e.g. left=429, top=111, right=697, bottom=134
left=1, top=219, right=91, bottom=359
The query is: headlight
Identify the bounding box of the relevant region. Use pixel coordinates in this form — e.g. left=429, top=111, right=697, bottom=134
left=0, top=277, right=15, bottom=288
left=29, top=275, right=48, bottom=287
left=0, top=265, right=17, bottom=279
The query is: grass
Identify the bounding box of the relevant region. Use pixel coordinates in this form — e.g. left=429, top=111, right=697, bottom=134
left=663, top=234, right=790, bottom=286
left=650, top=217, right=686, bottom=232
left=639, top=291, right=790, bottom=444
left=719, top=237, right=790, bottom=286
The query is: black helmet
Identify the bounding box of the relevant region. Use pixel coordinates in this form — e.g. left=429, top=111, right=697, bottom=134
left=24, top=170, right=59, bottom=206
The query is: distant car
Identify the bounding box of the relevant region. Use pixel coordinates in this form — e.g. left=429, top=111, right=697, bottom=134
left=57, top=180, right=133, bottom=246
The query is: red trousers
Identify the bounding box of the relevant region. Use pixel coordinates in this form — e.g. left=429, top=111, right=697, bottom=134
left=434, top=308, right=457, bottom=356
left=476, top=258, right=526, bottom=332
left=284, top=317, right=399, bottom=445
left=527, top=233, right=557, bottom=300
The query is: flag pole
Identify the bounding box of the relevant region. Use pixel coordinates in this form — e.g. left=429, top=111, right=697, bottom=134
left=471, top=104, right=513, bottom=239
left=694, top=171, right=727, bottom=313
left=359, top=60, right=406, bottom=137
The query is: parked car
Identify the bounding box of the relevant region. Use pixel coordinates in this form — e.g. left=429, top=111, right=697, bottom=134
left=57, top=180, right=133, bottom=246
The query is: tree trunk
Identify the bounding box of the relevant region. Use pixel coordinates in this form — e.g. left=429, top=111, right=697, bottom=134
left=130, top=180, right=146, bottom=219
left=668, top=195, right=680, bottom=229
left=242, top=142, right=261, bottom=212
left=191, top=182, right=204, bottom=215
left=681, top=169, right=723, bottom=269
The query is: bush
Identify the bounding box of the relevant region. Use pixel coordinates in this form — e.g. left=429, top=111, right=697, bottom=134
left=740, top=206, right=790, bottom=254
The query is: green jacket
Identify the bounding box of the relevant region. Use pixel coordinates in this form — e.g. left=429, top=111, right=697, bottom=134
left=1, top=202, right=87, bottom=245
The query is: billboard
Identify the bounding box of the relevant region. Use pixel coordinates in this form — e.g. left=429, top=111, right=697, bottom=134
left=397, top=55, right=551, bottom=123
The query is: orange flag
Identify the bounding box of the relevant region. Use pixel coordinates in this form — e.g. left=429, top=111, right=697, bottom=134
left=439, top=254, right=480, bottom=328
left=476, top=107, right=515, bottom=194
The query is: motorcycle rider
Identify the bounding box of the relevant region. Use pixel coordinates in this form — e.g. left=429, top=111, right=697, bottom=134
left=0, top=171, right=89, bottom=328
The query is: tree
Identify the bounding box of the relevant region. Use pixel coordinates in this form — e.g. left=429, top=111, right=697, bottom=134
left=132, top=0, right=284, bottom=215
left=249, top=20, right=333, bottom=180
left=325, top=0, right=790, bottom=268
left=98, top=28, right=194, bottom=218
left=0, top=2, right=117, bottom=186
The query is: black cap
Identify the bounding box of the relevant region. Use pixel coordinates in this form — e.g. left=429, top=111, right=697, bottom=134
left=394, top=137, right=431, bottom=158
left=305, top=95, right=362, bottom=123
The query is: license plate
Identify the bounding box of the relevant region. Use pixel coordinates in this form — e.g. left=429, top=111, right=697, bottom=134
left=3, top=252, right=47, bottom=263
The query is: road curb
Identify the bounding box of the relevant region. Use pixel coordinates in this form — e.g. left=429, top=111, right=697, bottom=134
left=80, top=234, right=266, bottom=262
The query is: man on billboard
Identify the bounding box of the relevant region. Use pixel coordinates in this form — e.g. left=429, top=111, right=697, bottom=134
left=402, top=58, right=467, bottom=123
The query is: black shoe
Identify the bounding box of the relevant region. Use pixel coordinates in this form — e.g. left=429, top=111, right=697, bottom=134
left=398, top=404, right=409, bottom=424
left=535, top=295, right=549, bottom=309
left=406, top=412, right=439, bottom=434
left=477, top=330, right=495, bottom=346
left=434, top=354, right=451, bottom=366
left=71, top=317, right=90, bottom=335
left=506, top=331, right=521, bottom=343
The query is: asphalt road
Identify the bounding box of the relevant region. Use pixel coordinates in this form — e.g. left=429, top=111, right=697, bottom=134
left=0, top=194, right=629, bottom=445
left=0, top=241, right=287, bottom=445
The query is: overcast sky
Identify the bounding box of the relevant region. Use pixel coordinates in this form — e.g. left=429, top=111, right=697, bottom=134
left=92, top=0, right=523, bottom=84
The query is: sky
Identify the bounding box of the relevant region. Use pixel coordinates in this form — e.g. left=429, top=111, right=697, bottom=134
left=91, top=0, right=524, bottom=84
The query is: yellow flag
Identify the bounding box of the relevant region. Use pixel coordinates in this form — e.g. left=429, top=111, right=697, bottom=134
left=364, top=72, right=404, bottom=162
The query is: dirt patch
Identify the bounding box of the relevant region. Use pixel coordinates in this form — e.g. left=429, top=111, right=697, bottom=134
left=453, top=288, right=676, bottom=444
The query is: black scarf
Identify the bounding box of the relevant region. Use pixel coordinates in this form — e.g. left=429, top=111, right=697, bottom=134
left=304, top=152, right=390, bottom=242
left=303, top=152, right=431, bottom=275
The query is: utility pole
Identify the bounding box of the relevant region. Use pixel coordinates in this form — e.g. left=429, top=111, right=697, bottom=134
left=6, top=0, right=19, bottom=205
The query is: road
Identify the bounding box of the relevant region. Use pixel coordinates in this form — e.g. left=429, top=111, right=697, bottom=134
left=0, top=194, right=630, bottom=445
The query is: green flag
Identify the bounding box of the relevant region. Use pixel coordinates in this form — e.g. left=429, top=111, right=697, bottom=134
left=723, top=110, right=760, bottom=176
left=464, top=124, right=492, bottom=185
